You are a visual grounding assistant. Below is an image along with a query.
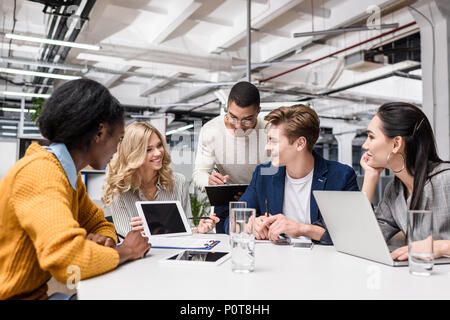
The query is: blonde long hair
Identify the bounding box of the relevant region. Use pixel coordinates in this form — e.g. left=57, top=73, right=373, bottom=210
left=102, top=121, right=174, bottom=207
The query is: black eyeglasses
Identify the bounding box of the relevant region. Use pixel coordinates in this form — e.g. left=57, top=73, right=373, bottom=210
left=225, top=113, right=257, bottom=126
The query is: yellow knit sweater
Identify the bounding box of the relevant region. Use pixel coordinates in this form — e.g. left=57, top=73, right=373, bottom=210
left=0, top=143, right=119, bottom=300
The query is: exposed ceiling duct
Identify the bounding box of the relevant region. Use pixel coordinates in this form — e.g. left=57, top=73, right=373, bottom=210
left=30, top=0, right=97, bottom=94
left=0, top=0, right=425, bottom=130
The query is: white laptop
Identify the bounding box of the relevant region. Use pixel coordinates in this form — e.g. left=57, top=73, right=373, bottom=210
left=313, top=191, right=450, bottom=267
left=135, top=201, right=192, bottom=237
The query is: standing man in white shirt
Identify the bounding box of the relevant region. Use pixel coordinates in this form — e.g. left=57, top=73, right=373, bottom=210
left=193, top=81, right=269, bottom=232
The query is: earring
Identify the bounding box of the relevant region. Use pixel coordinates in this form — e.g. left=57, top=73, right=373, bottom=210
left=386, top=152, right=405, bottom=173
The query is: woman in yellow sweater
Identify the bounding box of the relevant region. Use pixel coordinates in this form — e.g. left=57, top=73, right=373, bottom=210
left=0, top=79, right=150, bottom=300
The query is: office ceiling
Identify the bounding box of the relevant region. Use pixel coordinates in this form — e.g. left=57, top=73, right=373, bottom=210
left=0, top=0, right=422, bottom=136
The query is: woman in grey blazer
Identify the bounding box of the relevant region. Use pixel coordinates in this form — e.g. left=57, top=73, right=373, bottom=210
left=359, top=102, right=450, bottom=261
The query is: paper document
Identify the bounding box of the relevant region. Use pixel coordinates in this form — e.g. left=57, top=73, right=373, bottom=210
left=148, top=237, right=220, bottom=250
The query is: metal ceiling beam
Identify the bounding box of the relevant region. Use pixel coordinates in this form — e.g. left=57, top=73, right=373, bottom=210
left=209, top=0, right=303, bottom=54
left=150, top=0, right=202, bottom=44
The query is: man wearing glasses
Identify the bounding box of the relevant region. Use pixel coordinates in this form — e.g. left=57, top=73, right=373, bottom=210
left=193, top=81, right=269, bottom=232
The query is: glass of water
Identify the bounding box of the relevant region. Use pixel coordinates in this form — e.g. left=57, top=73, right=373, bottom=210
left=229, top=201, right=246, bottom=214
left=229, top=208, right=255, bottom=273
left=228, top=202, right=246, bottom=243
left=407, top=210, right=434, bottom=276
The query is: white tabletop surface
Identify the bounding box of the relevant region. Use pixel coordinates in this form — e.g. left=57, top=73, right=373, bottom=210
left=77, top=234, right=450, bottom=300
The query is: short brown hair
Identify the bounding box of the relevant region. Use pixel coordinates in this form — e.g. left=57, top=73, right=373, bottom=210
left=264, top=104, right=320, bottom=151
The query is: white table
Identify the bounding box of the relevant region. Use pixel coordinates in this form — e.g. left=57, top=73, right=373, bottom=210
left=78, top=234, right=450, bottom=300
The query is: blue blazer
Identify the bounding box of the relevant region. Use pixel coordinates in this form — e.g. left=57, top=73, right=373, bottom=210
left=224, top=151, right=359, bottom=244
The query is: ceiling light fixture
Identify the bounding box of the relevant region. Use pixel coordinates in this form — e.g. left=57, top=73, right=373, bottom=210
left=3, top=33, right=101, bottom=51
left=1, top=91, right=51, bottom=99
left=0, top=56, right=88, bottom=73
left=0, top=107, right=36, bottom=113
left=166, top=124, right=194, bottom=136
left=0, top=67, right=81, bottom=81
left=293, top=23, right=399, bottom=37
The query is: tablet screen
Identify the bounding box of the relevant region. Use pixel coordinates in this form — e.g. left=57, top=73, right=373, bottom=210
left=140, top=202, right=187, bottom=235
left=167, top=251, right=229, bottom=262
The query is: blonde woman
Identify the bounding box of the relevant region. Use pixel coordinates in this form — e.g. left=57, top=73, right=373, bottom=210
left=103, top=122, right=219, bottom=238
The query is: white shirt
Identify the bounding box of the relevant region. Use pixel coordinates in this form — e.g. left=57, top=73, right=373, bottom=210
left=283, top=169, right=314, bottom=226
left=192, top=114, right=269, bottom=190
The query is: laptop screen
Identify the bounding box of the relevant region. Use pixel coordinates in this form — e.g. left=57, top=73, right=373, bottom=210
left=139, top=202, right=187, bottom=235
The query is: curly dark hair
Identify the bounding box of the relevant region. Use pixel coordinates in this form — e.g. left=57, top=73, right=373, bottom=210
left=38, top=79, right=124, bottom=151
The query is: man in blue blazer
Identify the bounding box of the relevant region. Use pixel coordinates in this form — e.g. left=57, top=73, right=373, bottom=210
left=224, top=105, right=359, bottom=245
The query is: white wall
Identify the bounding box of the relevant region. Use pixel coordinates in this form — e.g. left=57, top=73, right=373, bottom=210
left=0, top=139, right=17, bottom=179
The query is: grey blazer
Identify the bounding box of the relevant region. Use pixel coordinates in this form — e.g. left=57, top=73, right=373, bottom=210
left=375, top=163, right=450, bottom=241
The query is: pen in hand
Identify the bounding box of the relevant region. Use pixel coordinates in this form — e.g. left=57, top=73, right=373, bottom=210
left=188, top=217, right=213, bottom=220
left=212, top=167, right=229, bottom=185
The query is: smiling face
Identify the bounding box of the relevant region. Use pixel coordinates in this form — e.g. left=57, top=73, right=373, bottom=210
left=225, top=101, right=260, bottom=136
left=362, top=114, right=404, bottom=169
left=140, top=132, right=165, bottom=174
left=265, top=123, right=303, bottom=167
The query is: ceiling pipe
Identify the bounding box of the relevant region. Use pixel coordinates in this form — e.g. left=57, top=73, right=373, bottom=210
left=32, top=2, right=79, bottom=92
left=0, top=56, right=87, bottom=72
left=259, top=21, right=417, bottom=83
left=40, top=0, right=97, bottom=94
left=187, top=98, right=219, bottom=112
left=296, top=64, right=421, bottom=102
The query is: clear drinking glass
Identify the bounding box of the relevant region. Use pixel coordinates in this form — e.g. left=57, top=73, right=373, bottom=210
left=407, top=210, right=434, bottom=276
left=228, top=201, right=246, bottom=243
left=229, top=208, right=256, bottom=273
left=229, top=201, right=247, bottom=214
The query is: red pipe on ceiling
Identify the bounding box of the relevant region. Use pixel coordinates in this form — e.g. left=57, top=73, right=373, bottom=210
left=259, top=21, right=417, bottom=83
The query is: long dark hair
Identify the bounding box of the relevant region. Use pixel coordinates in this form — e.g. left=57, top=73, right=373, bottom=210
left=377, top=102, right=446, bottom=210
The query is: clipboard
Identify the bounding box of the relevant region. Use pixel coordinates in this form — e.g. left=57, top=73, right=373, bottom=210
left=205, top=184, right=249, bottom=206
